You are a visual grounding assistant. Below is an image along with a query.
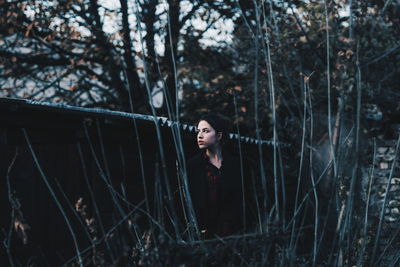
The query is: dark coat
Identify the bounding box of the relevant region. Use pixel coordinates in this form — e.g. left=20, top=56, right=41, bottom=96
left=187, top=149, right=244, bottom=236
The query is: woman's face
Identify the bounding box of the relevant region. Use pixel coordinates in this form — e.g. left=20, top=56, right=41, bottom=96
left=197, top=120, right=221, bottom=149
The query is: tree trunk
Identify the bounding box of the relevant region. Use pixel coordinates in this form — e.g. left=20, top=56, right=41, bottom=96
left=120, top=0, right=149, bottom=113
left=161, top=0, right=180, bottom=119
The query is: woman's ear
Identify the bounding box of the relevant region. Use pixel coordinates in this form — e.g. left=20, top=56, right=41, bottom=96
left=217, top=132, right=222, bottom=141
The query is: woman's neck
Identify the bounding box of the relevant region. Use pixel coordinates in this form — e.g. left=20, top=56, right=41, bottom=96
left=206, top=145, right=222, bottom=161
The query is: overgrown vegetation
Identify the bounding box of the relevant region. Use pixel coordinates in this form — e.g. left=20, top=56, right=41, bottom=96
left=1, top=0, right=400, bottom=266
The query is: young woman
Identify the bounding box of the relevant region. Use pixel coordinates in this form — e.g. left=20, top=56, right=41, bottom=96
left=186, top=114, right=243, bottom=238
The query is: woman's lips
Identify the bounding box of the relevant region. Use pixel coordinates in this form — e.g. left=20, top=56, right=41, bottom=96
left=197, top=141, right=204, bottom=145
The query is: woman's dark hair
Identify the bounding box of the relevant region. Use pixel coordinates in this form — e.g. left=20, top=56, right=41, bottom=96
left=197, top=113, right=231, bottom=144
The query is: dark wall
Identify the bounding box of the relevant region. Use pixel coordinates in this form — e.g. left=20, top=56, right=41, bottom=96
left=0, top=102, right=265, bottom=265
left=0, top=108, right=166, bottom=265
